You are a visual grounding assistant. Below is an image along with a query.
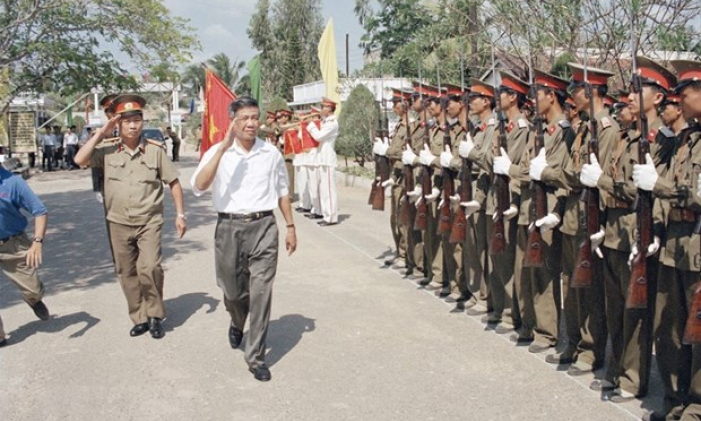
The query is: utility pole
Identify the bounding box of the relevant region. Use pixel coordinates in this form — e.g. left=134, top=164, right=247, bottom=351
left=345, top=34, right=350, bottom=76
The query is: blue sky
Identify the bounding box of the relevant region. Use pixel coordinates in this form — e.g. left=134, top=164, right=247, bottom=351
left=164, top=0, right=367, bottom=73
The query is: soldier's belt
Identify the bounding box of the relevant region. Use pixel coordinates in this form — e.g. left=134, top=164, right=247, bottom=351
left=217, top=211, right=274, bottom=222
left=669, top=207, right=698, bottom=223
left=604, top=197, right=631, bottom=210
left=567, top=189, right=582, bottom=197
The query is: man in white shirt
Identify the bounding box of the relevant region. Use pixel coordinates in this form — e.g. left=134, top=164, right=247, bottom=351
left=41, top=127, right=56, bottom=172
left=191, top=96, right=297, bottom=382
left=64, top=125, right=80, bottom=169
left=306, top=97, right=339, bottom=226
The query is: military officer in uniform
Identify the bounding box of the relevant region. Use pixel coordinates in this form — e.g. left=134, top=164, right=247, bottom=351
left=633, top=60, right=701, bottom=421
left=74, top=94, right=187, bottom=339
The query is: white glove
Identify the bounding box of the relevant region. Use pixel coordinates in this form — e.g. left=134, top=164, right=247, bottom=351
left=460, top=200, right=480, bottom=216
left=628, top=236, right=661, bottom=266
left=95, top=192, right=103, bottom=203
left=459, top=134, right=475, bottom=158
left=493, top=147, right=512, bottom=175
left=503, top=205, right=518, bottom=220
left=535, top=213, right=560, bottom=232
left=529, top=148, right=547, bottom=181
left=306, top=122, right=316, bottom=132
left=632, top=153, right=658, bottom=191
left=425, top=187, right=440, bottom=203
left=373, top=137, right=390, bottom=156
left=381, top=178, right=395, bottom=188
left=440, top=146, right=454, bottom=168
left=450, top=194, right=461, bottom=205
left=406, top=185, right=422, bottom=202
left=590, top=229, right=605, bottom=259
left=402, top=145, right=417, bottom=166
left=438, top=199, right=445, bottom=209
left=419, top=145, right=437, bottom=166
left=580, top=153, right=603, bottom=187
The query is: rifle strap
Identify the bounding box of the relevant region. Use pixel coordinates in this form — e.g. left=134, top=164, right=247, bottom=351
left=610, top=135, right=629, bottom=180
left=571, top=123, right=589, bottom=169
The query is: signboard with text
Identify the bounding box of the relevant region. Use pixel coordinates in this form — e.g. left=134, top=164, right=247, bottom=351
left=9, top=112, right=36, bottom=153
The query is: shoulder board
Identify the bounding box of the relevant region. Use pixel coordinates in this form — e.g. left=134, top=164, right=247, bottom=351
left=488, top=118, right=496, bottom=126
left=409, top=117, right=416, bottom=124
left=559, top=120, right=570, bottom=128
left=145, top=138, right=166, bottom=149
left=518, top=119, right=528, bottom=129
left=599, top=117, right=612, bottom=129
left=659, top=127, right=675, bottom=138
left=102, top=136, right=120, bottom=143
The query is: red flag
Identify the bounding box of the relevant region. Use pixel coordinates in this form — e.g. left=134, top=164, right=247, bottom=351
left=201, top=69, right=236, bottom=157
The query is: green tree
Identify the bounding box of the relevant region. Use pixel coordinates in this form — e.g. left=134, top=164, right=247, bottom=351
left=336, top=84, right=378, bottom=167
left=0, top=0, right=199, bottom=115
left=248, top=0, right=324, bottom=100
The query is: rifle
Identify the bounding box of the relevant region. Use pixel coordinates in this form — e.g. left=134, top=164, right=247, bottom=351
left=438, top=93, right=454, bottom=235
left=450, top=97, right=473, bottom=244
left=369, top=99, right=390, bottom=211
left=414, top=101, right=432, bottom=231
left=490, top=49, right=509, bottom=255
left=399, top=98, right=416, bottom=228
left=682, top=220, right=701, bottom=344
left=523, top=51, right=546, bottom=268
left=571, top=55, right=600, bottom=288
left=626, top=51, right=653, bottom=309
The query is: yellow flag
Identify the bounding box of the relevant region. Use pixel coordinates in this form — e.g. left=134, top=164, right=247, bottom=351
left=318, top=18, right=340, bottom=115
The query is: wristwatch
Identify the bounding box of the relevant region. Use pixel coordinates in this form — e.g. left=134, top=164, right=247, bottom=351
left=34, top=237, right=44, bottom=243
left=177, top=213, right=187, bottom=220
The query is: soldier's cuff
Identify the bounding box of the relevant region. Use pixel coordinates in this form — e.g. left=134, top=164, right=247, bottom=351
left=596, top=174, right=614, bottom=194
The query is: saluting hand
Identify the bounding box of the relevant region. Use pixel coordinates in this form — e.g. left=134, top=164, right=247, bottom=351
left=220, top=119, right=237, bottom=151
left=96, top=115, right=121, bottom=141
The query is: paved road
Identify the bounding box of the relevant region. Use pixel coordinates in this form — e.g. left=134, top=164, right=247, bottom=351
left=0, top=147, right=660, bottom=420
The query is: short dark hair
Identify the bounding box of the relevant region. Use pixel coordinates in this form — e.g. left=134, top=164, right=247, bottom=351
left=166, top=126, right=172, bottom=130
left=538, top=86, right=566, bottom=107
left=229, top=96, right=259, bottom=118
left=70, top=125, right=76, bottom=130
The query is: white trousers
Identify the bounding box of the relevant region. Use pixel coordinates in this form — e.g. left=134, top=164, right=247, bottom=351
left=316, top=166, right=338, bottom=223
left=300, top=165, right=321, bottom=214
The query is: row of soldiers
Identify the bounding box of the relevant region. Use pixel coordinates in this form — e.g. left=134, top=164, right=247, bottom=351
left=372, top=57, right=701, bottom=421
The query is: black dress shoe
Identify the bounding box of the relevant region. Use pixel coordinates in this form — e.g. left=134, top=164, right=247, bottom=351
left=417, top=277, right=432, bottom=286
left=249, top=365, right=271, bottom=382
left=305, top=213, right=323, bottom=219
left=436, top=287, right=451, bottom=298
left=0, top=338, right=8, bottom=347
left=295, top=207, right=311, bottom=213
left=229, top=323, right=243, bottom=348
left=130, top=323, right=149, bottom=337
left=509, top=332, right=534, bottom=345
left=148, top=317, right=165, bottom=339
left=29, top=300, right=50, bottom=321
left=317, top=221, right=337, bottom=226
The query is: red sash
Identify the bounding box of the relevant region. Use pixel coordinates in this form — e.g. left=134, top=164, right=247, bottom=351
left=284, top=129, right=303, bottom=155
left=301, top=120, right=321, bottom=151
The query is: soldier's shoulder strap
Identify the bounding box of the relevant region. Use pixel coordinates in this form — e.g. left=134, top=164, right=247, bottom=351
left=144, top=138, right=167, bottom=149
left=559, top=119, right=571, bottom=129
left=658, top=127, right=675, bottom=139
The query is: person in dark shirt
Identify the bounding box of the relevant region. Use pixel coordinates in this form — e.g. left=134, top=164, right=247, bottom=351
left=0, top=166, right=50, bottom=347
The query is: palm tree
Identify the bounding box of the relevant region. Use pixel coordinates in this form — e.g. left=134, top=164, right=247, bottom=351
left=180, top=63, right=205, bottom=97
left=206, top=53, right=246, bottom=91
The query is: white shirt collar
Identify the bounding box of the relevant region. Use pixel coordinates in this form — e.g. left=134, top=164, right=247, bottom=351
left=229, top=138, right=269, bottom=157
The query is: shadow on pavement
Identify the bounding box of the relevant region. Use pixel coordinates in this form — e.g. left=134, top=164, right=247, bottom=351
left=164, top=292, right=219, bottom=332
left=7, top=311, right=100, bottom=345
left=0, top=169, right=213, bottom=311
left=265, top=314, right=316, bottom=367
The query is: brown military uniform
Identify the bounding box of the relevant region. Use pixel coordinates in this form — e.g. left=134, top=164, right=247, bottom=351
left=651, top=127, right=701, bottom=417
left=90, top=138, right=180, bottom=325
left=386, top=118, right=411, bottom=264
left=543, top=109, right=618, bottom=367
left=596, top=119, right=659, bottom=396
left=509, top=115, right=569, bottom=346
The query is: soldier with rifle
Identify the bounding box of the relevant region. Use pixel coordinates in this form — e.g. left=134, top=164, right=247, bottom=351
left=403, top=85, right=442, bottom=287
left=508, top=69, right=572, bottom=354
left=580, top=56, right=676, bottom=401
left=631, top=60, right=701, bottom=421
left=379, top=89, right=414, bottom=269
left=457, top=79, right=498, bottom=314
left=435, top=85, right=466, bottom=300
left=480, top=70, right=528, bottom=332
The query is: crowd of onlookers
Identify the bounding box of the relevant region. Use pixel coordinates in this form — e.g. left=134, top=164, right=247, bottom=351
left=30, top=125, right=90, bottom=172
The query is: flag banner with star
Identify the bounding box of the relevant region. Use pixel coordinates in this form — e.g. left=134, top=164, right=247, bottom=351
left=201, top=68, right=236, bottom=158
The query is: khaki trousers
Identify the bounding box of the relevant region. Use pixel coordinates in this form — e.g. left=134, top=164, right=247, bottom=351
left=514, top=225, right=561, bottom=345
left=560, top=233, right=607, bottom=365
left=601, top=246, right=654, bottom=396
left=390, top=183, right=406, bottom=260
left=655, top=264, right=701, bottom=418
left=285, top=160, right=295, bottom=200
left=0, top=233, right=44, bottom=306
left=486, top=215, right=517, bottom=323
left=108, top=222, right=165, bottom=325
left=215, top=215, right=278, bottom=369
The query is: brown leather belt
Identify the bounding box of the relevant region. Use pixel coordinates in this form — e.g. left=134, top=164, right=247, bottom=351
left=605, top=197, right=631, bottom=209
left=669, top=207, right=697, bottom=223
left=218, top=210, right=273, bottom=222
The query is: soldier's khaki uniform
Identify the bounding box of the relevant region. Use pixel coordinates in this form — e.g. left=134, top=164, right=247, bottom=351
left=510, top=114, right=570, bottom=346
left=544, top=110, right=617, bottom=367
left=90, top=138, right=180, bottom=325
left=596, top=119, right=665, bottom=396
left=469, top=113, right=529, bottom=326
left=426, top=119, right=461, bottom=291
left=650, top=127, right=701, bottom=418
left=408, top=117, right=429, bottom=275
left=386, top=118, right=411, bottom=265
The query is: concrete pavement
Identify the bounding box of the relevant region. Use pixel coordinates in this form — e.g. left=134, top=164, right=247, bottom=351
left=0, top=147, right=660, bottom=420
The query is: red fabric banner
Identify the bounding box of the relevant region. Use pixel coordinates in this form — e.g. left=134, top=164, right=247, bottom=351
left=201, top=69, right=236, bottom=158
